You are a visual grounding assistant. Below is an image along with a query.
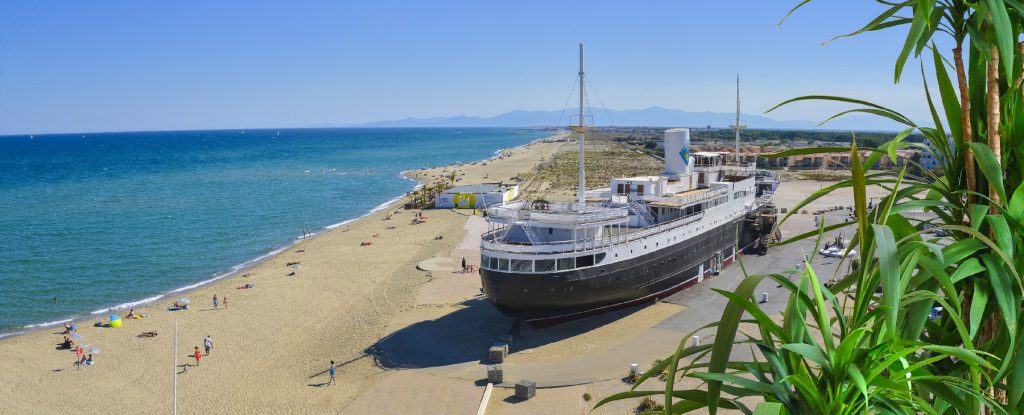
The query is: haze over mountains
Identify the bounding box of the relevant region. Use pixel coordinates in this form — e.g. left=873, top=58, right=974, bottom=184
left=342, top=106, right=903, bottom=132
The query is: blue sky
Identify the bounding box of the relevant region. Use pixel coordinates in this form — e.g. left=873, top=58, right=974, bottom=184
left=0, top=1, right=947, bottom=134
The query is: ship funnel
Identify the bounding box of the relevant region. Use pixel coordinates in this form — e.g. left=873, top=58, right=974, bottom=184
left=663, top=128, right=691, bottom=176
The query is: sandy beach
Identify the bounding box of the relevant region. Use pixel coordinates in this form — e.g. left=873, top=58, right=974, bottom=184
left=0, top=135, right=566, bottom=414
left=0, top=129, right=897, bottom=415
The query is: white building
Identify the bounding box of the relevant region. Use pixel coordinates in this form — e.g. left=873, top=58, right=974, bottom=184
left=435, top=183, right=520, bottom=209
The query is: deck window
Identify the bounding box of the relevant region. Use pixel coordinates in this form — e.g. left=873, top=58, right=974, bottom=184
left=557, top=257, right=575, bottom=270
left=511, top=259, right=533, bottom=272
left=595, top=253, right=606, bottom=265
left=576, top=255, right=595, bottom=267
left=489, top=257, right=498, bottom=270
left=498, top=258, right=509, bottom=271
left=535, top=259, right=556, bottom=272
left=481, top=255, right=491, bottom=269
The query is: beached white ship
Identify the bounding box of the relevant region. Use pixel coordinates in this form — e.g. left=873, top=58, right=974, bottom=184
left=478, top=44, right=778, bottom=323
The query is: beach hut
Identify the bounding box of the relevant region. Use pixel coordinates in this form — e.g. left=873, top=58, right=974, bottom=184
left=434, top=183, right=519, bottom=209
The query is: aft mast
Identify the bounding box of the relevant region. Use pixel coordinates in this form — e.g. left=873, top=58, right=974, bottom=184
left=730, top=74, right=745, bottom=163
left=574, top=43, right=586, bottom=205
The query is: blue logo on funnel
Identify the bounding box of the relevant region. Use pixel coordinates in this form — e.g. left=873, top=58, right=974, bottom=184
left=680, top=146, right=689, bottom=166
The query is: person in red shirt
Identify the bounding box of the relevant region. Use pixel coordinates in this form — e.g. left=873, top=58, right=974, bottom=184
left=193, top=346, right=202, bottom=366
left=74, top=346, right=84, bottom=369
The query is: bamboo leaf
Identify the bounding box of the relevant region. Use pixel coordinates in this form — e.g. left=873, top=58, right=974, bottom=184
left=970, top=279, right=989, bottom=340
left=894, top=4, right=929, bottom=82
left=949, top=257, right=984, bottom=283
left=920, top=345, right=995, bottom=370
left=968, top=142, right=1006, bottom=205
left=873, top=223, right=901, bottom=338
left=982, top=253, right=1019, bottom=337
left=778, top=0, right=813, bottom=27
left=766, top=95, right=915, bottom=126
left=986, top=215, right=1012, bottom=256
left=704, top=273, right=772, bottom=414
left=823, top=3, right=906, bottom=45
left=1008, top=181, right=1024, bottom=220
left=984, top=0, right=1015, bottom=79
left=932, top=44, right=962, bottom=143
left=780, top=343, right=830, bottom=369
left=691, top=372, right=786, bottom=394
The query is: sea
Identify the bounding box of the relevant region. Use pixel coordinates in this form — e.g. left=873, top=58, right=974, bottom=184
left=0, top=128, right=549, bottom=335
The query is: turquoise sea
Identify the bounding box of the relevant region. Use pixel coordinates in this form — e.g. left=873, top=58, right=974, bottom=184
left=0, top=128, right=548, bottom=334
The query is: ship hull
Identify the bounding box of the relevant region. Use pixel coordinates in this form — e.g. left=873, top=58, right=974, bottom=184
left=481, top=217, right=756, bottom=322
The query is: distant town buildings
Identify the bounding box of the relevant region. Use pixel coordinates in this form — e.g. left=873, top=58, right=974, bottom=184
left=694, top=143, right=917, bottom=171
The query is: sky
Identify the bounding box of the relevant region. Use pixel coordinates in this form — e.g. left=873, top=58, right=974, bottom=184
left=0, top=1, right=951, bottom=135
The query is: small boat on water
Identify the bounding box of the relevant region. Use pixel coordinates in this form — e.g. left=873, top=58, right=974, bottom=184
left=478, top=44, right=779, bottom=324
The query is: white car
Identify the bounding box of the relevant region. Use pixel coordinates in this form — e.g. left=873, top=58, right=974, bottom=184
left=819, top=246, right=856, bottom=258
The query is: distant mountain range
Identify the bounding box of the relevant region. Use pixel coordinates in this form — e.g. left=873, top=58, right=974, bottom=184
left=338, top=106, right=905, bottom=132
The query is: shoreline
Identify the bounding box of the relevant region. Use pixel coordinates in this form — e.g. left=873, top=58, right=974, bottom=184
left=0, top=133, right=554, bottom=342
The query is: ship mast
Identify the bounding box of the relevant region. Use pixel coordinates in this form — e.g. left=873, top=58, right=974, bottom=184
left=730, top=74, right=745, bottom=163
left=575, top=43, right=587, bottom=205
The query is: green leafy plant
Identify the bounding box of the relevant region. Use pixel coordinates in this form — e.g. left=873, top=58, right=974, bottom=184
left=596, top=1, right=1024, bottom=413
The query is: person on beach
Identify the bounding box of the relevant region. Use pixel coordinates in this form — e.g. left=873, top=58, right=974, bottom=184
left=204, top=335, right=213, bottom=356
left=125, top=309, right=136, bottom=319
left=212, top=294, right=218, bottom=310
left=461, top=257, right=467, bottom=272
left=193, top=346, right=202, bottom=366
left=223, top=294, right=228, bottom=308
left=74, top=346, right=84, bottom=368
left=85, top=354, right=93, bottom=366
left=328, top=361, right=336, bottom=386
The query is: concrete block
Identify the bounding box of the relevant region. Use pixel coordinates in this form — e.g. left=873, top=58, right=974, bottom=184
left=515, top=379, right=536, bottom=400
left=487, top=364, right=503, bottom=384
left=488, top=346, right=506, bottom=363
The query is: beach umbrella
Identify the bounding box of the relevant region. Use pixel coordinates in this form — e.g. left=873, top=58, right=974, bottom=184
left=70, top=333, right=83, bottom=339
left=109, top=314, right=121, bottom=321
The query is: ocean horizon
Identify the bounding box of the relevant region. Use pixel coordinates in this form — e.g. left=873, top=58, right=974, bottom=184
left=0, top=127, right=548, bottom=334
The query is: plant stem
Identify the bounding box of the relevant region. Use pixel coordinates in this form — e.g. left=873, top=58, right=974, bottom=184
left=954, top=46, right=976, bottom=208
left=987, top=46, right=1002, bottom=210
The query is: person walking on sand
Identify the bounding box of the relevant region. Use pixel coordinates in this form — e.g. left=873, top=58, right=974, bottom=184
left=223, top=294, right=228, bottom=308
left=461, top=257, right=467, bottom=273
left=193, top=346, right=202, bottom=366
left=212, top=294, right=218, bottom=310
left=328, top=361, right=336, bottom=386
left=204, top=335, right=213, bottom=356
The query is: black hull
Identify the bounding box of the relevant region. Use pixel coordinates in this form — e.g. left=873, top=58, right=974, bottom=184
left=481, top=217, right=760, bottom=321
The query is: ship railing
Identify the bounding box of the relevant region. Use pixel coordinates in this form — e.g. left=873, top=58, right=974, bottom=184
left=481, top=210, right=709, bottom=255
left=756, top=192, right=775, bottom=207
left=626, top=193, right=655, bottom=225
left=602, top=186, right=729, bottom=207
left=486, top=201, right=628, bottom=225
